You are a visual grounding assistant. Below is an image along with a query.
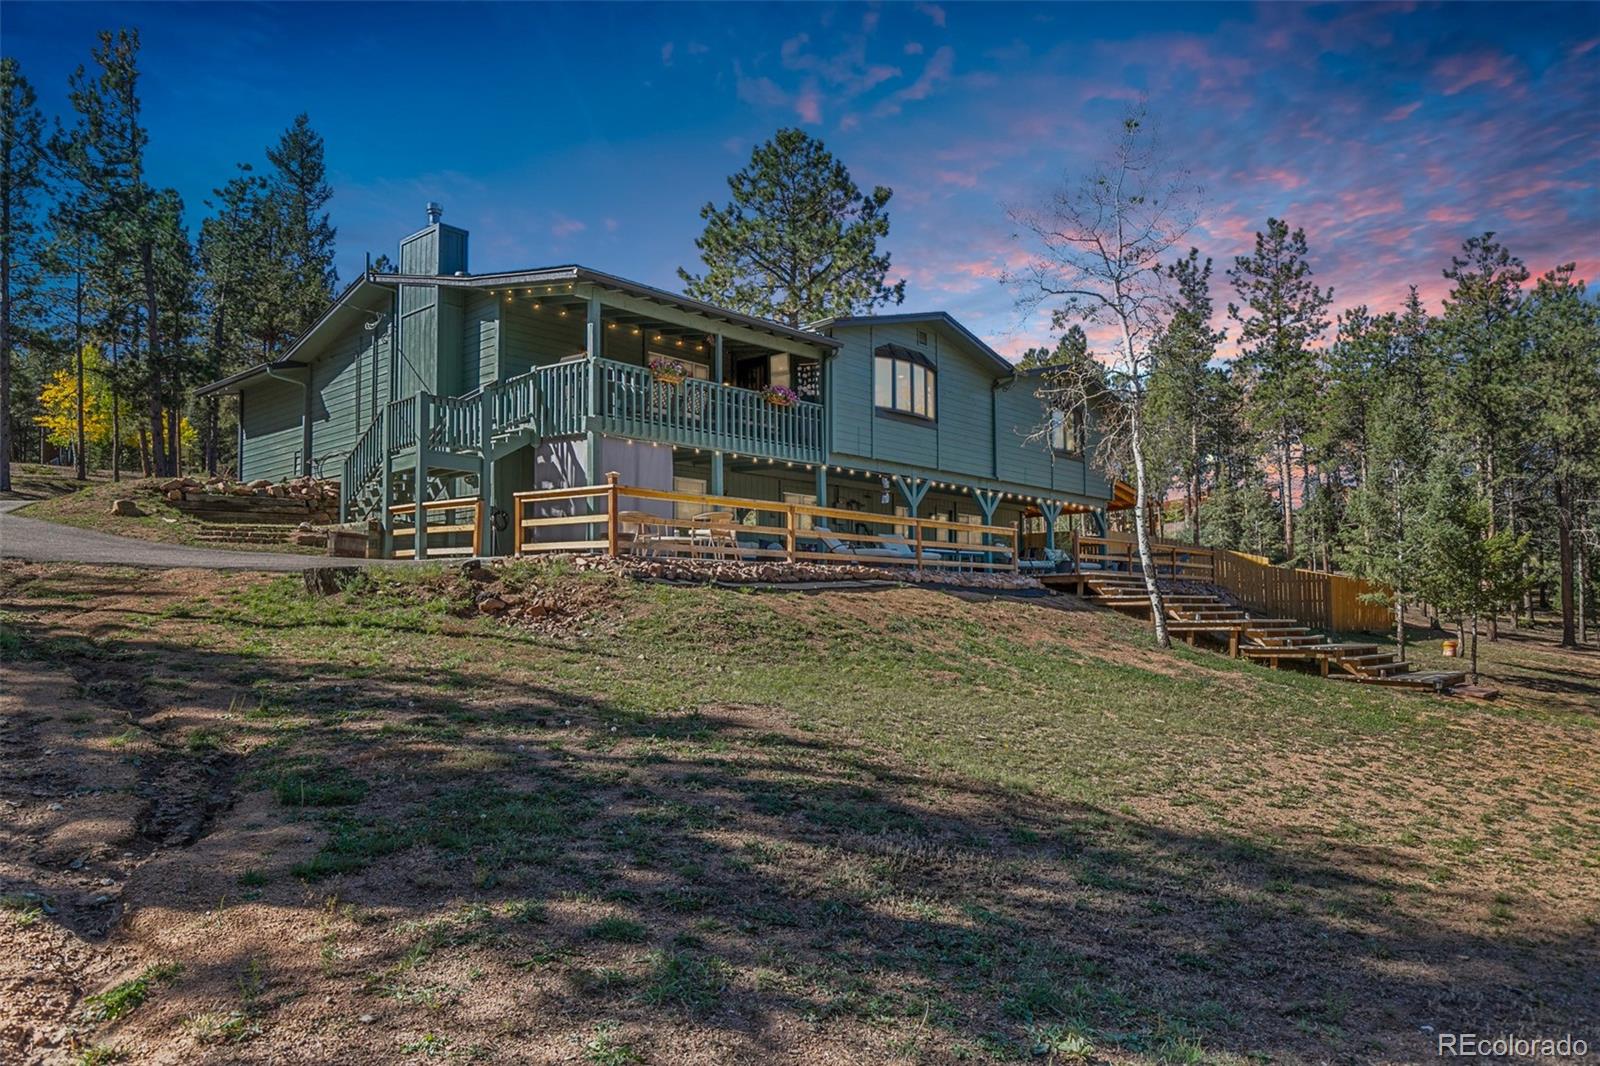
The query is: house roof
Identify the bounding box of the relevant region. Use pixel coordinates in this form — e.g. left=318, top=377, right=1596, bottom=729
left=808, top=311, right=1016, bottom=377
left=194, top=277, right=393, bottom=397
left=369, top=265, right=840, bottom=351
left=196, top=266, right=840, bottom=397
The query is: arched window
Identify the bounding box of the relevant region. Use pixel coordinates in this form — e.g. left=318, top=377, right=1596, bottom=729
left=873, top=344, right=936, bottom=420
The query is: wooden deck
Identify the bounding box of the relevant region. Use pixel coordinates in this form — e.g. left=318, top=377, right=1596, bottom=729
left=1044, top=572, right=1467, bottom=693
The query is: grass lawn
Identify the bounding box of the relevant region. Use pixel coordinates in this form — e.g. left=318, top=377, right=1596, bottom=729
left=1, top=560, right=1595, bottom=1064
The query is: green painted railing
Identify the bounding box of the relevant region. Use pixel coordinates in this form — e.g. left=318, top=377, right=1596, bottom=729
left=592, top=358, right=824, bottom=463
left=342, top=358, right=824, bottom=517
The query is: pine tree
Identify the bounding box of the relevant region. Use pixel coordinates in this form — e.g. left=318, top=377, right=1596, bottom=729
left=680, top=129, right=905, bottom=326
left=198, top=166, right=265, bottom=473
left=1, top=58, right=47, bottom=492
left=1524, top=264, right=1600, bottom=646
left=1016, top=325, right=1089, bottom=372
left=1416, top=459, right=1530, bottom=682
left=1437, top=234, right=1530, bottom=638
left=1146, top=249, right=1228, bottom=544
left=265, top=114, right=336, bottom=339
left=1227, top=219, right=1332, bottom=564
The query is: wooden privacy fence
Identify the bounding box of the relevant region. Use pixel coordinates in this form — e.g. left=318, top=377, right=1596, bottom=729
left=1212, top=550, right=1390, bottom=632
left=389, top=496, right=483, bottom=559
left=511, top=473, right=1017, bottom=571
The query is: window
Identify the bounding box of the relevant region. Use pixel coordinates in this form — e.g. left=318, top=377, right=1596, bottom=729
left=915, top=329, right=929, bottom=346
left=873, top=344, right=936, bottom=420
left=1049, top=406, right=1085, bottom=454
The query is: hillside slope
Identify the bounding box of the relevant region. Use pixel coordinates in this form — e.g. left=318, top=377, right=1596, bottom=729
left=2, top=561, right=1596, bottom=1064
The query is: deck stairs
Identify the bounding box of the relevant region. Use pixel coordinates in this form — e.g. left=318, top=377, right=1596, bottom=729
left=1075, top=573, right=1466, bottom=693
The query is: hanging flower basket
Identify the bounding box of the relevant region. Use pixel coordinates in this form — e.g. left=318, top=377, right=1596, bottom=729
left=649, top=356, right=688, bottom=386
left=761, top=384, right=800, bottom=407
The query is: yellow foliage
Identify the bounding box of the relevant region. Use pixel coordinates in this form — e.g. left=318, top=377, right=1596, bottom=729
left=34, top=346, right=195, bottom=456
left=35, top=346, right=116, bottom=448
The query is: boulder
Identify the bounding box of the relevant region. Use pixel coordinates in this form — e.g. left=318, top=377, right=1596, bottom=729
left=108, top=498, right=145, bottom=518
left=160, top=478, right=186, bottom=493
left=477, top=595, right=508, bottom=614
left=164, top=489, right=183, bottom=502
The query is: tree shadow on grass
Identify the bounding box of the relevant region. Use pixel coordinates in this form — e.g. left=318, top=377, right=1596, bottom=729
left=2, top=593, right=1596, bottom=1064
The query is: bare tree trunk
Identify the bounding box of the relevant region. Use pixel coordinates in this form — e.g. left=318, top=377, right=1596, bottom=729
left=1469, top=613, right=1480, bottom=684
left=1279, top=439, right=1294, bottom=562
left=1121, top=318, right=1169, bottom=649
left=141, top=240, right=170, bottom=478
left=1556, top=473, right=1576, bottom=647
left=111, top=387, right=121, bottom=483
left=1578, top=528, right=1588, bottom=645
left=138, top=423, right=150, bottom=478
left=1395, top=595, right=1406, bottom=660
left=0, top=180, right=11, bottom=494
left=74, top=266, right=87, bottom=481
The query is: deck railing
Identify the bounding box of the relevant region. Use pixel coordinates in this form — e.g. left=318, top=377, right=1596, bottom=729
left=593, top=359, right=824, bottom=463
left=511, top=473, right=1017, bottom=571
left=1071, top=534, right=1217, bottom=581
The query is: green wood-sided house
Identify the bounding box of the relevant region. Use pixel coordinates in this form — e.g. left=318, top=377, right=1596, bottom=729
left=197, top=205, right=1118, bottom=559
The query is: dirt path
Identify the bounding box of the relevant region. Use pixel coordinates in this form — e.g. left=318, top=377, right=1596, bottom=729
left=0, top=501, right=368, bottom=572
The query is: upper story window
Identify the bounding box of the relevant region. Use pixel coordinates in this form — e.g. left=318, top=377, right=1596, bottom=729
left=873, top=343, right=936, bottom=420
left=1049, top=406, right=1086, bottom=455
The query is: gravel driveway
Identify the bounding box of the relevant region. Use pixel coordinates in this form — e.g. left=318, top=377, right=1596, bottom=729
left=0, top=499, right=377, bottom=571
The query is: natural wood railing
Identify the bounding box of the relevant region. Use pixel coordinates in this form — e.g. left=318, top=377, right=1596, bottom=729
left=1069, top=533, right=1217, bottom=581
left=1066, top=533, right=1390, bottom=632
left=389, top=496, right=483, bottom=559
left=511, top=473, right=1017, bottom=571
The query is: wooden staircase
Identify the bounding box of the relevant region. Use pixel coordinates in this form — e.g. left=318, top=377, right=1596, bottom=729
left=1066, top=573, right=1467, bottom=693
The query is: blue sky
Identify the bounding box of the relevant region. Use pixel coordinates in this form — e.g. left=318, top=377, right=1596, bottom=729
left=6, top=1, right=1597, bottom=357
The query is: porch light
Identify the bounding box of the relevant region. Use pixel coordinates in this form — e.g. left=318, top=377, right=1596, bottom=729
left=533, top=303, right=541, bottom=311
left=559, top=310, right=568, bottom=317
left=608, top=323, right=617, bottom=329
left=631, top=328, right=641, bottom=335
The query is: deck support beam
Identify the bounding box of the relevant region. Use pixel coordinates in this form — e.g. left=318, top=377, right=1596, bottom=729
left=414, top=394, right=430, bottom=561
left=710, top=450, right=724, bottom=496
left=1039, top=501, right=1063, bottom=551
left=479, top=390, right=495, bottom=556
left=379, top=406, right=393, bottom=559
left=814, top=464, right=828, bottom=509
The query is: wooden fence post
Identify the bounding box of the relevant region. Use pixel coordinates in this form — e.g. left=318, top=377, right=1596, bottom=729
left=605, top=471, right=620, bottom=557
left=784, top=505, right=797, bottom=562
left=472, top=500, right=483, bottom=558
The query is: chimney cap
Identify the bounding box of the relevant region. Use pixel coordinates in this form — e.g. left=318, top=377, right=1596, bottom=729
left=425, top=202, right=443, bottom=224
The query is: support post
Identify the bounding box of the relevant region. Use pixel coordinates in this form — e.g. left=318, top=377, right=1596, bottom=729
left=784, top=505, right=797, bottom=562
left=605, top=470, right=620, bottom=557
left=814, top=465, right=828, bottom=509
left=711, top=451, right=725, bottom=496
left=479, top=391, right=495, bottom=556
left=414, top=393, right=429, bottom=561
left=713, top=334, right=724, bottom=384
left=379, top=405, right=393, bottom=559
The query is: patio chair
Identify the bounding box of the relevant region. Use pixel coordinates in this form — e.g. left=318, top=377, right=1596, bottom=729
left=691, top=511, right=743, bottom=561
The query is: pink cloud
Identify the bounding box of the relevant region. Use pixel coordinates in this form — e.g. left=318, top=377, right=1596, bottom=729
left=1384, top=101, right=1422, bottom=122
left=1425, top=205, right=1475, bottom=224
left=550, top=215, right=586, bottom=239
left=1433, top=50, right=1522, bottom=95
left=933, top=169, right=979, bottom=189
left=873, top=45, right=954, bottom=116
left=916, top=3, right=947, bottom=28
left=794, top=85, right=822, bottom=123
left=904, top=41, right=924, bottom=56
